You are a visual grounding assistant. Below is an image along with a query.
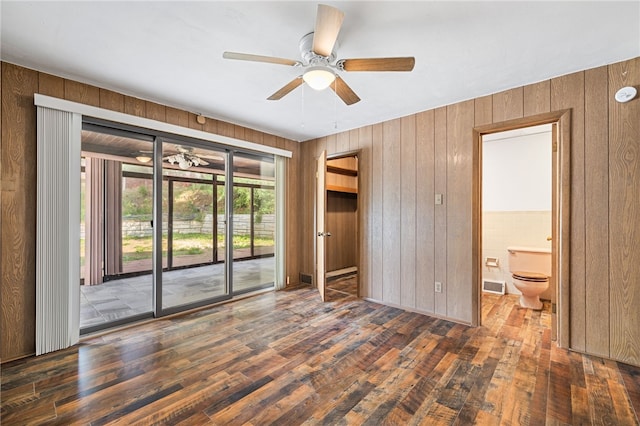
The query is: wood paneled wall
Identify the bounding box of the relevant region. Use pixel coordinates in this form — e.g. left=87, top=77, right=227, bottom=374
left=301, top=57, right=640, bottom=366
left=3, top=57, right=638, bottom=366
left=0, top=62, right=302, bottom=362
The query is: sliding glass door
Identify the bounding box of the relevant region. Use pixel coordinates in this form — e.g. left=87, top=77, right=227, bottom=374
left=79, top=123, right=277, bottom=332
left=80, top=125, right=155, bottom=331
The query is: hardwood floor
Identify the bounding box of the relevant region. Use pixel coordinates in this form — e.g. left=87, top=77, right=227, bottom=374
left=2, top=284, right=639, bottom=425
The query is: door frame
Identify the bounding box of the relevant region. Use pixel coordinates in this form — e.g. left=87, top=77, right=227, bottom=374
left=472, top=110, right=571, bottom=348
left=314, top=149, right=361, bottom=299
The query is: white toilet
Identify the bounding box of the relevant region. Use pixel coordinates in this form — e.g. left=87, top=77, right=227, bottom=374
left=507, top=246, right=551, bottom=310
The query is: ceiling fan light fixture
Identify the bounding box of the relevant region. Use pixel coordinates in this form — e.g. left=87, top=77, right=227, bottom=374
left=136, top=155, right=152, bottom=164
left=303, top=66, right=335, bottom=91
left=177, top=155, right=192, bottom=170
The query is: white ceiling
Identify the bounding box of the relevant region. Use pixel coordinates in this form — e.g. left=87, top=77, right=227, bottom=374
left=2, top=1, right=638, bottom=142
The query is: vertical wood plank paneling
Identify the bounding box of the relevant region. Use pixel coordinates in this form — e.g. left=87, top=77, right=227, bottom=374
left=475, top=93, right=492, bottom=323
left=336, top=131, right=349, bottom=153
left=217, top=121, right=235, bottom=138
left=583, top=66, right=609, bottom=358
left=203, top=118, right=219, bottom=135
left=370, top=123, right=384, bottom=300
left=358, top=126, right=372, bottom=297
left=233, top=125, right=246, bottom=141
left=99, top=89, right=124, bottom=113
left=1, top=63, right=39, bottom=361
left=0, top=65, right=2, bottom=344
left=38, top=73, right=64, bottom=98
left=524, top=80, right=551, bottom=116
left=326, top=134, right=337, bottom=155
left=145, top=101, right=166, bottom=122
left=349, top=129, right=359, bottom=152
left=446, top=100, right=475, bottom=323
left=400, top=115, right=416, bottom=308
left=286, top=140, right=300, bottom=283
left=124, top=96, right=146, bottom=117
left=165, top=107, right=189, bottom=128
left=261, top=131, right=275, bottom=147
left=248, top=128, right=266, bottom=145
left=475, top=95, right=493, bottom=126
left=551, top=71, right=586, bottom=352
left=382, top=119, right=401, bottom=305
left=493, top=87, right=524, bottom=122
left=415, top=110, right=435, bottom=313
left=64, top=80, right=100, bottom=106
left=608, top=57, right=640, bottom=365
left=315, top=137, right=327, bottom=157
left=434, top=107, right=448, bottom=316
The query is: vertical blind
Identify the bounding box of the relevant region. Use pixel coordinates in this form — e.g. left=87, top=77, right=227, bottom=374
left=274, top=155, right=287, bottom=290
left=36, top=107, right=81, bottom=355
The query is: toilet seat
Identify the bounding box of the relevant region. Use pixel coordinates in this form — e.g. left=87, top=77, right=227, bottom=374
left=512, top=271, right=548, bottom=282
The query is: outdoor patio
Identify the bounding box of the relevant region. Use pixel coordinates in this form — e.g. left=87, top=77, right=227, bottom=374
left=80, top=257, right=274, bottom=328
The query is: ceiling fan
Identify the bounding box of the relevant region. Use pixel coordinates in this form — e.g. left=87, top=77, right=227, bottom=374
left=222, top=4, right=415, bottom=105
left=163, top=145, right=213, bottom=170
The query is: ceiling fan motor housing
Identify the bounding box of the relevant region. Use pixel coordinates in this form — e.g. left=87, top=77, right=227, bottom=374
left=299, top=32, right=337, bottom=65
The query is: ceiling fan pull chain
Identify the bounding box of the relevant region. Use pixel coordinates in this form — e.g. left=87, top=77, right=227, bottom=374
left=301, top=83, right=305, bottom=129
left=333, top=76, right=338, bottom=130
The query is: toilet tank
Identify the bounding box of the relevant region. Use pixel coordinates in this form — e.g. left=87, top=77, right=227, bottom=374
left=507, top=246, right=551, bottom=276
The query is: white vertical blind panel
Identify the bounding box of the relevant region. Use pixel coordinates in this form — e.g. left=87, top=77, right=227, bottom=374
left=36, top=107, right=81, bottom=355
left=274, top=155, right=287, bottom=290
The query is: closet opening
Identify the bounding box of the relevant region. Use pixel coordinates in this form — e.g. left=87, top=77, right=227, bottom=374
left=316, top=151, right=360, bottom=301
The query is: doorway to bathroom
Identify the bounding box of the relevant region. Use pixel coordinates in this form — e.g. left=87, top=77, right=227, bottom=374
left=474, top=110, right=571, bottom=346
left=480, top=124, right=554, bottom=332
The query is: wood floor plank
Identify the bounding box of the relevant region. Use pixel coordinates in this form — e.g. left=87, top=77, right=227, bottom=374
left=1, top=282, right=639, bottom=425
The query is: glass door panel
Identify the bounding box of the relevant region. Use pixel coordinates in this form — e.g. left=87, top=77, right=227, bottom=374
left=121, top=172, right=154, bottom=274
left=215, top=177, right=226, bottom=262
left=232, top=153, right=275, bottom=294
left=80, top=126, right=154, bottom=331
left=170, top=181, right=214, bottom=268
left=161, top=141, right=228, bottom=309
left=253, top=187, right=275, bottom=257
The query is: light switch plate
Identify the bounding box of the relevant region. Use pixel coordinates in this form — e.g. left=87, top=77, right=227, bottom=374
left=435, top=194, right=443, bottom=205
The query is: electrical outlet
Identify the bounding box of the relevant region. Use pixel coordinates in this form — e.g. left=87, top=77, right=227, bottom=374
left=435, top=281, right=442, bottom=293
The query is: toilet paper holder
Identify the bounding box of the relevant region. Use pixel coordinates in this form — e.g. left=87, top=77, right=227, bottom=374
left=485, top=257, right=499, bottom=267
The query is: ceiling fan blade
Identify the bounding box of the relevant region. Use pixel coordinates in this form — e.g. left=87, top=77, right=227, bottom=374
left=339, top=57, right=416, bottom=72
left=193, top=157, right=209, bottom=166
left=223, top=51, right=301, bottom=67
left=267, top=77, right=304, bottom=100
left=312, top=4, right=344, bottom=57
left=330, top=76, right=360, bottom=105
left=198, top=153, right=224, bottom=160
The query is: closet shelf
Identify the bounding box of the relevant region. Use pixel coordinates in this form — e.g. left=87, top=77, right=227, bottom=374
left=327, top=184, right=357, bottom=194
left=327, top=165, right=358, bottom=177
